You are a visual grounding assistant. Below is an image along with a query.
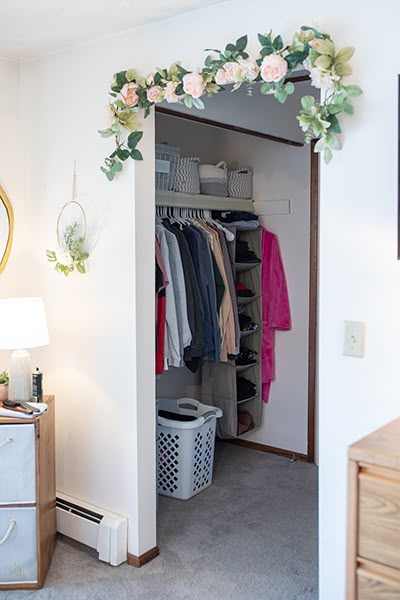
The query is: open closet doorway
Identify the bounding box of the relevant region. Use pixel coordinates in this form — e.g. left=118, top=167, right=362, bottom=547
left=155, top=76, right=318, bottom=460
left=153, top=77, right=319, bottom=594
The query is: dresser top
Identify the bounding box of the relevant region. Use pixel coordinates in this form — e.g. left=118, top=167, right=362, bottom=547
left=348, top=417, right=400, bottom=470
left=0, top=395, right=54, bottom=424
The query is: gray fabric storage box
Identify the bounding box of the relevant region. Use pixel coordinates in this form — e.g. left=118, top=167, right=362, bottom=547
left=199, top=161, right=228, bottom=197
left=174, top=157, right=201, bottom=194
left=228, top=167, right=253, bottom=199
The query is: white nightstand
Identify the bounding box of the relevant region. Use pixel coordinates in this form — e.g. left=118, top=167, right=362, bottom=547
left=0, top=395, right=56, bottom=590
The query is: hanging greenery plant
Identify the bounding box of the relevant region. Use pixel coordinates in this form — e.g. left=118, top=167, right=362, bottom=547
left=99, top=25, right=362, bottom=181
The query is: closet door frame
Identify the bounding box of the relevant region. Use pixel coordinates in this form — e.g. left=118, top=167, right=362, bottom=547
left=155, top=107, right=319, bottom=465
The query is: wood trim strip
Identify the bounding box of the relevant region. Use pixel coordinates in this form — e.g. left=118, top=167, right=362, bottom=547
left=285, top=75, right=311, bottom=84
left=345, top=459, right=359, bottom=599
left=127, top=546, right=160, bottom=567
left=155, top=106, right=304, bottom=148
left=307, top=142, right=319, bottom=463
left=0, top=583, right=39, bottom=590
left=229, top=438, right=308, bottom=462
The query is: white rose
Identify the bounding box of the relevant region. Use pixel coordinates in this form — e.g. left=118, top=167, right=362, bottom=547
left=55, top=247, right=73, bottom=267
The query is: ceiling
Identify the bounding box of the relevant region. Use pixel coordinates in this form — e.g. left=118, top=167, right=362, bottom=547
left=0, top=0, right=227, bottom=60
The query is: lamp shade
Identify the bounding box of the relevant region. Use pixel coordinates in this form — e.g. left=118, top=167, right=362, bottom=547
left=0, top=297, right=49, bottom=350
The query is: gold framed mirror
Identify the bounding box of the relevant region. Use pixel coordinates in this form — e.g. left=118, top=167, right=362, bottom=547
left=0, top=184, right=14, bottom=274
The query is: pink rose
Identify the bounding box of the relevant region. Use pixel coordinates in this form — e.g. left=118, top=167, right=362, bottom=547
left=120, top=82, right=139, bottom=107
left=215, top=68, right=229, bottom=85
left=164, top=81, right=180, bottom=103
left=309, top=39, right=320, bottom=50
left=238, top=58, right=260, bottom=81
left=260, top=54, right=288, bottom=82
left=182, top=72, right=205, bottom=99
left=146, top=85, right=164, bottom=103
left=223, top=61, right=242, bottom=83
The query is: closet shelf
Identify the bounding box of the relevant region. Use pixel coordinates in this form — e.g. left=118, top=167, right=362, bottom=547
left=237, top=393, right=260, bottom=405
left=156, top=190, right=255, bottom=212
left=239, top=328, right=260, bottom=338
left=236, top=361, right=260, bottom=373
left=235, top=261, right=261, bottom=272
left=237, top=294, right=261, bottom=305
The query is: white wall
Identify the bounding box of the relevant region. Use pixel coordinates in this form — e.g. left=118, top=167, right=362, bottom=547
left=0, top=58, right=23, bottom=294
left=2, top=1, right=398, bottom=596
left=156, top=112, right=310, bottom=454
left=0, top=58, right=25, bottom=373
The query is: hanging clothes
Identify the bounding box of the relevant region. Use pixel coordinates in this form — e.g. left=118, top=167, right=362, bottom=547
left=165, top=221, right=205, bottom=372
left=155, top=237, right=168, bottom=376
left=261, top=228, right=291, bottom=403
left=154, top=209, right=239, bottom=373
left=156, top=223, right=181, bottom=370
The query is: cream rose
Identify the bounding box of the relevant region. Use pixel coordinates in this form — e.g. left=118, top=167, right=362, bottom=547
left=120, top=82, right=139, bottom=107
left=182, top=72, right=205, bottom=99
left=238, top=58, right=260, bottom=82
left=215, top=68, right=229, bottom=85
left=146, top=85, right=164, bottom=103
left=223, top=61, right=242, bottom=83
left=260, top=54, right=288, bottom=83
left=164, top=81, right=180, bottom=103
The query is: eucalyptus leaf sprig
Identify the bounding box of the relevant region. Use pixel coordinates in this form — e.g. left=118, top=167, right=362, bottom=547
left=46, top=222, right=89, bottom=276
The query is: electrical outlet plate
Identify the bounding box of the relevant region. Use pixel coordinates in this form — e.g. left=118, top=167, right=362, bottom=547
left=343, top=320, right=365, bottom=358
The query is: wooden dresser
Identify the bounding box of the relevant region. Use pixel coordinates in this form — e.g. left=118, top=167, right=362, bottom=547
left=346, top=417, right=400, bottom=599
left=0, top=395, right=56, bottom=590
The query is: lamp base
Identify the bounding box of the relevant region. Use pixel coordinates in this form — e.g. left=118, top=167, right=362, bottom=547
left=8, top=349, right=32, bottom=402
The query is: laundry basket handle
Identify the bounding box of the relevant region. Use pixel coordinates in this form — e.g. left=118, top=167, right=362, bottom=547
left=215, top=161, right=227, bottom=169
left=201, top=408, right=223, bottom=424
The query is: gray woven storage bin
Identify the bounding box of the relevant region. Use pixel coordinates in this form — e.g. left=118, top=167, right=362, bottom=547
left=174, top=157, right=201, bottom=194
left=227, top=167, right=253, bottom=199
left=155, top=143, right=181, bottom=191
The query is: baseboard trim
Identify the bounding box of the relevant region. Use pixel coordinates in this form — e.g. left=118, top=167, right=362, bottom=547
left=127, top=546, right=160, bottom=567
left=229, top=439, right=309, bottom=462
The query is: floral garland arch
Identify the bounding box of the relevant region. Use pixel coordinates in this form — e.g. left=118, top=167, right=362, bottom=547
left=100, top=25, right=362, bottom=181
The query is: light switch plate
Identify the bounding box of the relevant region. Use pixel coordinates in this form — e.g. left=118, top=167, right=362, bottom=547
left=343, top=320, right=365, bottom=358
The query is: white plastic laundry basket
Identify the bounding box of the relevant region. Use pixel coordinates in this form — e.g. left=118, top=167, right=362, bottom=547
left=157, top=398, right=222, bottom=500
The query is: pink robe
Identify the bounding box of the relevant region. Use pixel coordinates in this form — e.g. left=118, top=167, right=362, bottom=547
left=261, top=228, right=291, bottom=402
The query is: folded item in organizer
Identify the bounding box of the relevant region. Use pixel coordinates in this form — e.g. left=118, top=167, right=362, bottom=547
left=0, top=401, right=48, bottom=419
left=236, top=346, right=258, bottom=366
left=237, top=410, right=255, bottom=435
left=212, top=210, right=259, bottom=223
left=236, top=287, right=255, bottom=298
left=235, top=243, right=260, bottom=263
left=236, top=375, right=256, bottom=400
left=229, top=220, right=260, bottom=229
left=238, top=313, right=260, bottom=332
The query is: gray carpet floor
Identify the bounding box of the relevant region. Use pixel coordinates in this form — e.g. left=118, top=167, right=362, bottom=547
left=4, top=444, right=318, bottom=600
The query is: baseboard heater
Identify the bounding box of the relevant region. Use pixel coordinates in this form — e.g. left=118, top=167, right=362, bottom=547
left=56, top=492, right=128, bottom=566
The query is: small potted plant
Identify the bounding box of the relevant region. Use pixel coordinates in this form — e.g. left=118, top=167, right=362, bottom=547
left=0, top=370, right=9, bottom=402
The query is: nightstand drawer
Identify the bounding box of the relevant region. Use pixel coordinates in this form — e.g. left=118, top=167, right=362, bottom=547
left=0, top=424, right=36, bottom=504
left=359, top=468, right=400, bottom=569
left=357, top=560, right=400, bottom=600
left=0, top=507, right=37, bottom=584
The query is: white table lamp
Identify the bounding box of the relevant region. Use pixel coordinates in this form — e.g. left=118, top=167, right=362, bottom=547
left=0, top=297, right=49, bottom=401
